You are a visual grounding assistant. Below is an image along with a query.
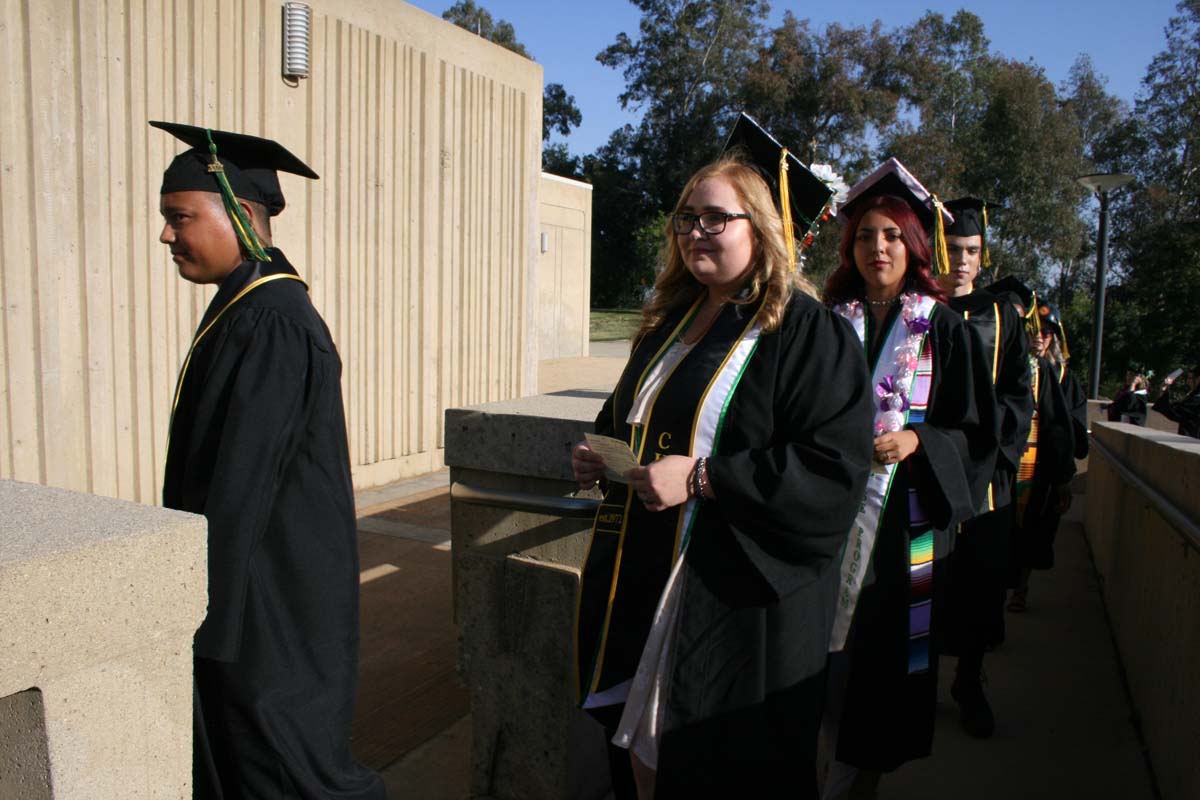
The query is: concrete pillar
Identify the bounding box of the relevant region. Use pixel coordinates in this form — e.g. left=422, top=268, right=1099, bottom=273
left=445, top=392, right=611, bottom=800
left=0, top=480, right=207, bottom=798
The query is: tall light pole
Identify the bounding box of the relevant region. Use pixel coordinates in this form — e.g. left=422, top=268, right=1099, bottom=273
left=1077, top=172, right=1134, bottom=399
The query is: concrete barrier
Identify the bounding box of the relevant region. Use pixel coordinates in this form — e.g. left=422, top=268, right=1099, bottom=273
left=1084, top=423, right=1200, bottom=800
left=0, top=480, right=206, bottom=799
left=446, top=391, right=611, bottom=800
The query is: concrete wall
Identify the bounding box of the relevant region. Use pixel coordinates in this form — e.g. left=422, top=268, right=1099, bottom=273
left=445, top=392, right=610, bottom=799
left=1084, top=423, right=1200, bottom=800
left=0, top=479, right=207, bottom=798
left=0, top=0, right=542, bottom=500
left=537, top=173, right=592, bottom=360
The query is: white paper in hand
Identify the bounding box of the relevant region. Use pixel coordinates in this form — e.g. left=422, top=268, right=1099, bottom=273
left=584, top=433, right=640, bottom=483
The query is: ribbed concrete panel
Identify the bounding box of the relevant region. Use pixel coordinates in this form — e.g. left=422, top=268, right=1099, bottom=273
left=0, top=0, right=543, bottom=499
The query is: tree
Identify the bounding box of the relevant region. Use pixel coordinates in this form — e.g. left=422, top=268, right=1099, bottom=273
left=740, top=15, right=904, bottom=176
left=1090, top=0, right=1200, bottom=393
left=442, top=0, right=528, bottom=56
left=543, top=83, right=582, bottom=142
left=597, top=0, right=770, bottom=208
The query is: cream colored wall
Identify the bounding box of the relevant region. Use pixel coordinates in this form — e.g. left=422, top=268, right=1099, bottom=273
left=0, top=0, right=543, bottom=499
left=536, top=173, right=592, bottom=360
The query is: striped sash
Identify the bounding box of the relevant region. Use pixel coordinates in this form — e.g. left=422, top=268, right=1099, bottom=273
left=1015, top=356, right=1041, bottom=519
left=903, top=334, right=935, bottom=673
left=830, top=294, right=937, bottom=668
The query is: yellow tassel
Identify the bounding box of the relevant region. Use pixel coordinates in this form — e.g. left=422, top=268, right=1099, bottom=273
left=982, top=204, right=992, bottom=270
left=779, top=149, right=796, bottom=272
left=931, top=194, right=950, bottom=276
left=1027, top=291, right=1042, bottom=341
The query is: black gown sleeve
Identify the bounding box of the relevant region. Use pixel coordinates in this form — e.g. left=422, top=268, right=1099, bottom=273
left=907, top=310, right=1000, bottom=531
left=1061, top=368, right=1090, bottom=458
left=705, top=302, right=875, bottom=597
left=994, top=303, right=1034, bottom=475
left=193, top=308, right=319, bottom=661
left=1037, top=358, right=1077, bottom=485
left=1153, top=387, right=1200, bottom=434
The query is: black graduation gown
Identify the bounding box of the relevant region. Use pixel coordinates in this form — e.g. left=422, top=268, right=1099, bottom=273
left=1013, top=357, right=1077, bottom=571
left=1107, top=387, right=1148, bottom=425
left=1153, top=384, right=1200, bottom=438
left=1059, top=364, right=1090, bottom=458
left=941, top=292, right=1033, bottom=654
left=580, top=292, right=875, bottom=797
left=834, top=301, right=998, bottom=773
left=163, top=250, right=384, bottom=800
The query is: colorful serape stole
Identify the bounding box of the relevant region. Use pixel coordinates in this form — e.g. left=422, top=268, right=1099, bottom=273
left=904, top=335, right=935, bottom=674
left=1015, top=357, right=1041, bottom=520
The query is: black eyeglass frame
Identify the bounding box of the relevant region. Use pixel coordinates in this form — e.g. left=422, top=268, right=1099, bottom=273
left=671, top=211, right=752, bottom=235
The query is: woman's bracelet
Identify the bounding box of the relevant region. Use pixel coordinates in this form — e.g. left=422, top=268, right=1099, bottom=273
left=694, top=457, right=709, bottom=500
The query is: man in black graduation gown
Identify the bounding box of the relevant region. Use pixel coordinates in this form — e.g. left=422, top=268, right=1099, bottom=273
left=1154, top=365, right=1200, bottom=438
left=936, top=199, right=1033, bottom=738
left=153, top=122, right=385, bottom=799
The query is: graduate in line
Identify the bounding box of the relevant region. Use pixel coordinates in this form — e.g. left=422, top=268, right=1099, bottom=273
left=987, top=278, right=1078, bottom=613
left=820, top=160, right=998, bottom=799
left=153, top=122, right=385, bottom=799
left=935, top=198, right=1033, bottom=738
left=571, top=114, right=874, bottom=799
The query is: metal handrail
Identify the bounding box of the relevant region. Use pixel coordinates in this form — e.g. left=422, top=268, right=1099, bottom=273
left=450, top=482, right=600, bottom=519
left=1089, top=433, right=1200, bottom=553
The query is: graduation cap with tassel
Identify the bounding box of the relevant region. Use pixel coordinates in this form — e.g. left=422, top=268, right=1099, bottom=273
left=151, top=121, right=320, bottom=263
left=986, top=275, right=1044, bottom=342
left=837, top=158, right=956, bottom=277
left=944, top=196, right=1004, bottom=277
left=722, top=113, right=835, bottom=272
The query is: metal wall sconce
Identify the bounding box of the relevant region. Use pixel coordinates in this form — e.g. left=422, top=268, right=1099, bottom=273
left=282, top=2, right=312, bottom=83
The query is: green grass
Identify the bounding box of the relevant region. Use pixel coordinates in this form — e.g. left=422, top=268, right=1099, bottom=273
left=590, top=308, right=642, bottom=341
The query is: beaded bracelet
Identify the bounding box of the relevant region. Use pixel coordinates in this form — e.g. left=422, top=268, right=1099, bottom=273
left=692, top=457, right=709, bottom=501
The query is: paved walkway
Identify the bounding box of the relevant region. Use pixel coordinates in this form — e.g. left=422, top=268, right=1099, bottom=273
left=350, top=346, right=1158, bottom=799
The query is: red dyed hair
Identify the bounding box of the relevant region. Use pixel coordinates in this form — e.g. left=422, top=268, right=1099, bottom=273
left=823, top=195, right=947, bottom=306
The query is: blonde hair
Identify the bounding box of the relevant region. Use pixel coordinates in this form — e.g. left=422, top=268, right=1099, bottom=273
left=636, top=155, right=816, bottom=340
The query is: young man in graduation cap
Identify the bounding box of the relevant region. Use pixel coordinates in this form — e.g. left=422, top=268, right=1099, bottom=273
left=935, top=198, right=1033, bottom=738
left=153, top=121, right=385, bottom=799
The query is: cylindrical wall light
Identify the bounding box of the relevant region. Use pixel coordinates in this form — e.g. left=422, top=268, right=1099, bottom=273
left=282, top=2, right=312, bottom=81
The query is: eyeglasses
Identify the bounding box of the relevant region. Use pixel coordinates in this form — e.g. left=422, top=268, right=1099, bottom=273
left=671, top=211, right=751, bottom=235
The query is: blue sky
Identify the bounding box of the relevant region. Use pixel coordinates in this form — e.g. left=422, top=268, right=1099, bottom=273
left=405, top=0, right=1182, bottom=155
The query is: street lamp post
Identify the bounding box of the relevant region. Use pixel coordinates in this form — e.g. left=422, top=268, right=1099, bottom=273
left=1077, top=172, right=1134, bottom=399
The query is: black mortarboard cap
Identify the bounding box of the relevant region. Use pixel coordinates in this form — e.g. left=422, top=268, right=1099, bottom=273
left=986, top=275, right=1033, bottom=309
left=944, top=197, right=999, bottom=238
left=722, top=113, right=834, bottom=238
left=986, top=275, right=1044, bottom=340
left=151, top=121, right=318, bottom=217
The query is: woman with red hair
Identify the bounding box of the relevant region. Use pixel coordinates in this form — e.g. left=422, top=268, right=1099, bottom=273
left=819, top=164, right=998, bottom=798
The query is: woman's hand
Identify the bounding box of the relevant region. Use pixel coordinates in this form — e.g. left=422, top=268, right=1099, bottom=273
left=874, top=430, right=920, bottom=465
left=572, top=442, right=607, bottom=489
left=629, top=455, right=697, bottom=512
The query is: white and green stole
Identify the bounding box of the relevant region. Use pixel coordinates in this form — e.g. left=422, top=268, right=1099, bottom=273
left=829, top=295, right=937, bottom=669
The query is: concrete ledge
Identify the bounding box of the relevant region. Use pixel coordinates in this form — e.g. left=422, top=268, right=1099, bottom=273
left=445, top=392, right=606, bottom=481
left=1084, top=424, right=1200, bottom=800
left=0, top=480, right=207, bottom=799
left=447, top=395, right=611, bottom=799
